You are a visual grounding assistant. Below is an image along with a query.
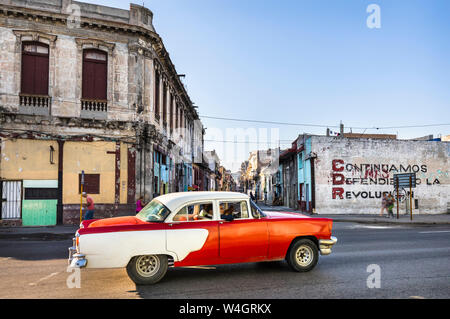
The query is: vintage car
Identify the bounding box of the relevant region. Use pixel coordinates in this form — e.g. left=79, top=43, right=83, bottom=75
left=68, top=192, right=337, bottom=285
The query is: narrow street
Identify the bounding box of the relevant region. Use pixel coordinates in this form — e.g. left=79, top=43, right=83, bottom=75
left=1, top=221, right=449, bottom=299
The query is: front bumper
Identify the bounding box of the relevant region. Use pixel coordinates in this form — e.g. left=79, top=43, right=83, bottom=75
left=319, top=236, right=337, bottom=255
left=68, top=237, right=87, bottom=268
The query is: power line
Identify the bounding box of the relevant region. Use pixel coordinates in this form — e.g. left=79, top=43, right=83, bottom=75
left=201, top=115, right=337, bottom=128
left=204, top=139, right=291, bottom=145
left=200, top=115, right=450, bottom=130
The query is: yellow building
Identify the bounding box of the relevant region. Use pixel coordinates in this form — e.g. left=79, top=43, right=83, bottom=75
left=0, top=137, right=134, bottom=226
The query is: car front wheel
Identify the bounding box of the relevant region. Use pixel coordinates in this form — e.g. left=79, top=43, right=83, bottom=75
left=126, top=254, right=168, bottom=285
left=286, top=239, right=319, bottom=272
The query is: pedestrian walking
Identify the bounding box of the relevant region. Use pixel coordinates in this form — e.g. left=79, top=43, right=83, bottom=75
left=136, top=196, right=145, bottom=213
left=82, top=192, right=95, bottom=220
left=386, top=194, right=395, bottom=218
left=380, top=193, right=388, bottom=217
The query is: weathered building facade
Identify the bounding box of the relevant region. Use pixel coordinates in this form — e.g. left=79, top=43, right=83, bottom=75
left=292, top=135, right=450, bottom=215
left=0, top=0, right=204, bottom=225
left=240, top=148, right=279, bottom=203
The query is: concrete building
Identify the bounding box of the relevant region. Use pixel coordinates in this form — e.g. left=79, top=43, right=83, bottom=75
left=0, top=0, right=204, bottom=225
left=240, top=148, right=279, bottom=203
left=279, top=143, right=298, bottom=209
left=204, top=150, right=220, bottom=191
left=295, top=135, right=450, bottom=215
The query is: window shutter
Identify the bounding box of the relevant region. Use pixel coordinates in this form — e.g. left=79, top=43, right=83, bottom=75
left=82, top=50, right=107, bottom=100
left=21, top=42, right=49, bottom=95
left=79, top=174, right=100, bottom=194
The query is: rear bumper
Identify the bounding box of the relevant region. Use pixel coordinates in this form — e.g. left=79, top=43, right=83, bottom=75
left=319, top=236, right=337, bottom=255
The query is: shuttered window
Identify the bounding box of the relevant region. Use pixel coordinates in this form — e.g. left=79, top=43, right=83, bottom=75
left=154, top=70, right=160, bottom=119
left=21, top=42, right=49, bottom=95
left=82, top=49, right=107, bottom=100
left=162, top=81, right=167, bottom=126
left=78, top=174, right=100, bottom=194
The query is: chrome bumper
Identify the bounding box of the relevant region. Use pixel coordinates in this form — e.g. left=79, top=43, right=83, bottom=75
left=68, top=237, right=87, bottom=268
left=319, top=236, right=337, bottom=255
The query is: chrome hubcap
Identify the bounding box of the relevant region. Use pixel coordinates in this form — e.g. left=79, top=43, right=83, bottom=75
left=295, top=245, right=313, bottom=267
left=136, top=255, right=160, bottom=277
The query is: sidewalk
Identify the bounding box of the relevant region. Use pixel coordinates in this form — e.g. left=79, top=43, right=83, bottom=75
left=0, top=225, right=78, bottom=240
left=257, top=203, right=450, bottom=226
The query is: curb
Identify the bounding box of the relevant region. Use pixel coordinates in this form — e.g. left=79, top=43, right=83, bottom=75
left=327, top=218, right=450, bottom=226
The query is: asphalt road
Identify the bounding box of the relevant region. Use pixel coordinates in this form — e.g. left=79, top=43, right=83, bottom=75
left=0, top=222, right=449, bottom=299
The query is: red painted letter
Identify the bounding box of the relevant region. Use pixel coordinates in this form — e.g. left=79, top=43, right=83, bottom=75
left=332, top=173, right=345, bottom=185
left=332, top=187, right=344, bottom=199
left=332, top=159, right=344, bottom=172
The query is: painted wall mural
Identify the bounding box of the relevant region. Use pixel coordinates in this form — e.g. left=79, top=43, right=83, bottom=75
left=331, top=159, right=444, bottom=200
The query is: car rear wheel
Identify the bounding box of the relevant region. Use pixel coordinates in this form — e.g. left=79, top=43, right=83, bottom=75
left=286, top=239, right=319, bottom=272
left=126, top=254, right=168, bottom=285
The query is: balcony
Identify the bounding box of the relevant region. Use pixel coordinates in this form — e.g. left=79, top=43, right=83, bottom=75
left=19, top=94, right=51, bottom=116
left=80, top=99, right=107, bottom=120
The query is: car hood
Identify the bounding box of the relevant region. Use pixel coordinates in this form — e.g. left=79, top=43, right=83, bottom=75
left=87, top=216, right=148, bottom=228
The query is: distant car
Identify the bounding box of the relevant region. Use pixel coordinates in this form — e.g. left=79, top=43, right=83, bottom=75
left=68, top=192, right=337, bottom=285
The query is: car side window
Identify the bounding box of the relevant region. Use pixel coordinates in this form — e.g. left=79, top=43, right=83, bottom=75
left=172, top=202, right=214, bottom=222
left=219, top=201, right=249, bottom=220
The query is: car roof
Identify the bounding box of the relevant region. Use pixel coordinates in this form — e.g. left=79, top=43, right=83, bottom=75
left=154, top=191, right=249, bottom=211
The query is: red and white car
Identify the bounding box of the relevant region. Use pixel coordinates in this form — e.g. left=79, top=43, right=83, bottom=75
left=68, top=192, right=337, bottom=285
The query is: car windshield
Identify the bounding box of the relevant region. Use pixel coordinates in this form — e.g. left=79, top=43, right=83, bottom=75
left=136, top=200, right=171, bottom=222
left=250, top=200, right=266, bottom=218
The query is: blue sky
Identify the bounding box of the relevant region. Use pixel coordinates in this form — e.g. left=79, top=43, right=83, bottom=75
left=81, top=0, right=450, bottom=171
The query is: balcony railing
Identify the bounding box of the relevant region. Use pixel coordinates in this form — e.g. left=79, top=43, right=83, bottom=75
left=19, top=94, right=51, bottom=116
left=80, top=99, right=107, bottom=120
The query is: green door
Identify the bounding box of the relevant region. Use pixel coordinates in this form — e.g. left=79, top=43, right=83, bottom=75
left=22, top=200, right=57, bottom=226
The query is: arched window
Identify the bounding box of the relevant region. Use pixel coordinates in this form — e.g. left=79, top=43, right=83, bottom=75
left=82, top=49, right=107, bottom=100
left=21, top=42, right=49, bottom=95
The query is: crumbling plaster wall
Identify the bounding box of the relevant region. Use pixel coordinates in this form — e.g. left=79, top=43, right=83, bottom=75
left=312, top=136, right=450, bottom=215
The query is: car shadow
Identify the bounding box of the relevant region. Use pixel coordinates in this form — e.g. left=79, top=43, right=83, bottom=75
left=133, top=261, right=302, bottom=298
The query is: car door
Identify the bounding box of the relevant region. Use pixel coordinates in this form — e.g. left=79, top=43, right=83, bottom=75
left=218, top=199, right=269, bottom=262
left=166, top=201, right=220, bottom=266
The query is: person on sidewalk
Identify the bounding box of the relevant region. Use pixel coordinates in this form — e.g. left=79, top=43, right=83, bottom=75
left=136, top=196, right=145, bottom=213
left=380, top=194, right=388, bottom=217
left=82, top=192, right=95, bottom=220
left=386, top=194, right=395, bottom=218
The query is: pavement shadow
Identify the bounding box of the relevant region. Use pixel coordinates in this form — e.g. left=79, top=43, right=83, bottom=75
left=133, top=261, right=296, bottom=299
left=0, top=238, right=72, bottom=261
